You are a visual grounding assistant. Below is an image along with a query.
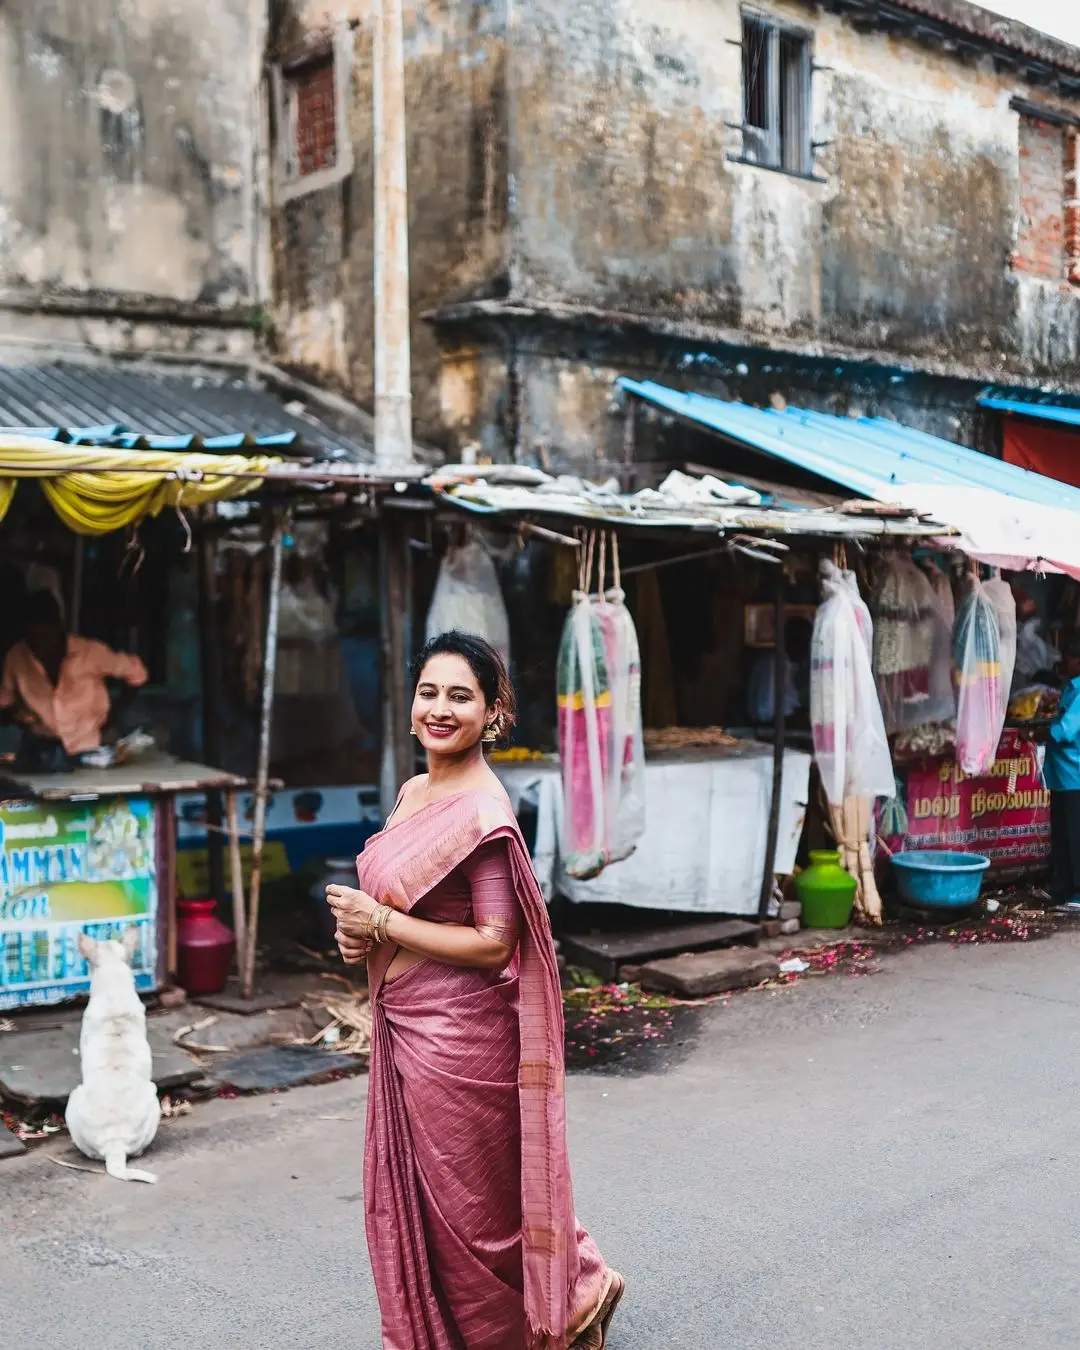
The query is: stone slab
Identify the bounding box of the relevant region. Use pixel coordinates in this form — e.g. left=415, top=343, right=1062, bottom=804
left=203, top=1045, right=365, bottom=1093
left=150, top=1007, right=311, bottom=1054
left=193, top=990, right=294, bottom=1015
left=560, top=919, right=760, bottom=981
left=639, top=949, right=781, bottom=999
left=0, top=1024, right=201, bottom=1109
left=0, top=1120, right=26, bottom=1158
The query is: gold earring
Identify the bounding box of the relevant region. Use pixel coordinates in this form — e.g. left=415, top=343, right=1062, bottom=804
left=482, top=722, right=498, bottom=744
left=409, top=727, right=417, bottom=737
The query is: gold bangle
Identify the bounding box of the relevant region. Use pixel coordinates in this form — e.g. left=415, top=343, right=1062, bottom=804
left=366, top=906, right=384, bottom=942
left=371, top=904, right=391, bottom=943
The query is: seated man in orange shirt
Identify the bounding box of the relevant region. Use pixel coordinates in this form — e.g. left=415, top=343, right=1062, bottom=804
left=0, top=590, right=148, bottom=771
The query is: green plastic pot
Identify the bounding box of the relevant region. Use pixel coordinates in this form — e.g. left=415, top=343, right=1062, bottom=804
left=795, top=850, right=858, bottom=929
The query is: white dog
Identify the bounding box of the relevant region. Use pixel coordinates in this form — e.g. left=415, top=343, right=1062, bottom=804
left=65, top=929, right=161, bottom=1183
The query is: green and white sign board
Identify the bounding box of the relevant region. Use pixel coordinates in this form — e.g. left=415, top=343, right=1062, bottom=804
left=0, top=796, right=158, bottom=1010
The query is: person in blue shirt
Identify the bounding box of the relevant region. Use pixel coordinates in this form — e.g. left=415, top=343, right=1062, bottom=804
left=1045, top=643, right=1080, bottom=907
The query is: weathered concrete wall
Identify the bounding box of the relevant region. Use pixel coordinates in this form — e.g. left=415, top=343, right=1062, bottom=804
left=272, top=0, right=509, bottom=442
left=434, top=313, right=1005, bottom=474
left=0, top=0, right=267, bottom=332
left=509, top=0, right=1080, bottom=382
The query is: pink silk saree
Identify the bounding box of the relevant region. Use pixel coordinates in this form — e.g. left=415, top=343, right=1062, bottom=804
left=357, top=789, right=612, bottom=1350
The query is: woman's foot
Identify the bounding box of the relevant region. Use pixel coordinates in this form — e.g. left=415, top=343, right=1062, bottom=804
left=572, top=1272, right=626, bottom=1348
left=600, top=1272, right=625, bottom=1346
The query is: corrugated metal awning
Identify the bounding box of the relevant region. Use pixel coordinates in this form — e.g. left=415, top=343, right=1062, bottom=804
left=0, top=361, right=371, bottom=462
left=618, top=378, right=1080, bottom=578
left=979, top=395, right=1080, bottom=430
left=620, top=378, right=1080, bottom=511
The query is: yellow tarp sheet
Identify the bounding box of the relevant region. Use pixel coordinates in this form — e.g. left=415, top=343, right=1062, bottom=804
left=0, top=437, right=278, bottom=535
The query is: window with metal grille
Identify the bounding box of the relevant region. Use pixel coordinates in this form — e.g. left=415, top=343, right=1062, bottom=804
left=272, top=21, right=354, bottom=203
left=284, top=55, right=338, bottom=180
left=741, top=14, right=812, bottom=176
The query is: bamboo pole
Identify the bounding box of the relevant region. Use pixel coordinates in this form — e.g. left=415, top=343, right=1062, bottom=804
left=197, top=521, right=226, bottom=905
left=225, top=789, right=247, bottom=970
left=378, top=518, right=411, bottom=820
left=241, top=514, right=285, bottom=999
left=758, top=571, right=786, bottom=919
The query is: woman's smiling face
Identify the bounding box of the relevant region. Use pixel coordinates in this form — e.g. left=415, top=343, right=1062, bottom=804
left=411, top=652, right=492, bottom=758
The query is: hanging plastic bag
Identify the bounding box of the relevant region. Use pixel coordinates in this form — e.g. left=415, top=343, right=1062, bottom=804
left=425, top=538, right=510, bottom=665
left=557, top=601, right=611, bottom=879
left=557, top=533, right=645, bottom=879
left=592, top=537, right=645, bottom=862
left=811, top=560, right=894, bottom=806
left=953, top=574, right=1005, bottom=777
left=983, top=576, right=1017, bottom=710
left=812, top=560, right=893, bottom=925
left=872, top=553, right=953, bottom=733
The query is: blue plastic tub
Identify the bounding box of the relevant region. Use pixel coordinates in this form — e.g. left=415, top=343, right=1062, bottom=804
left=891, top=850, right=991, bottom=909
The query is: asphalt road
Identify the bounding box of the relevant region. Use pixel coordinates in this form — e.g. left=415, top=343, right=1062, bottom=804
left=4, top=928, right=1080, bottom=1349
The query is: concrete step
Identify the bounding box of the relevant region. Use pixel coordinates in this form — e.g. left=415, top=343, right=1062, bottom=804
left=560, top=918, right=760, bottom=982
left=0, top=1024, right=201, bottom=1109
left=638, top=948, right=781, bottom=998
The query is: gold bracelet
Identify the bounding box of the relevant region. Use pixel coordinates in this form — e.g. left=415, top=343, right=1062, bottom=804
left=365, top=906, right=384, bottom=942
left=370, top=904, right=392, bottom=943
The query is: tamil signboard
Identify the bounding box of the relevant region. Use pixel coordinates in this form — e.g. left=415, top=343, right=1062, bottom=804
left=881, top=729, right=1050, bottom=868
left=0, top=796, right=158, bottom=1010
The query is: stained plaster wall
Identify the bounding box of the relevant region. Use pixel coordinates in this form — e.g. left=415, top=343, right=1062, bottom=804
left=272, top=0, right=510, bottom=440
left=465, top=0, right=1080, bottom=470
left=510, top=0, right=1080, bottom=374
left=270, top=0, right=1080, bottom=470
left=0, top=0, right=268, bottom=361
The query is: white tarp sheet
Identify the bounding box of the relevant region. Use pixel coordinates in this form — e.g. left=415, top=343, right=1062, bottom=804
left=495, top=746, right=811, bottom=914
left=886, top=485, right=1080, bottom=579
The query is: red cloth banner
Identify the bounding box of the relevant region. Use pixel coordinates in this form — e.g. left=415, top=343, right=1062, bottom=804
left=1003, top=419, right=1080, bottom=489
left=881, top=729, right=1050, bottom=867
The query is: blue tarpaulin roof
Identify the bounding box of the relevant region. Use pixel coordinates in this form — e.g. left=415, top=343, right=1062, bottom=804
left=619, top=378, right=1080, bottom=512
left=979, top=395, right=1080, bottom=430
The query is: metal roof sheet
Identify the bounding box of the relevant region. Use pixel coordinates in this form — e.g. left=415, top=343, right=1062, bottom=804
left=0, top=362, right=371, bottom=462
left=620, top=378, right=1080, bottom=511
left=979, top=395, right=1080, bottom=430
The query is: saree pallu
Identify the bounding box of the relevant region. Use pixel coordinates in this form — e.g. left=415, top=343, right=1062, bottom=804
left=358, top=789, right=612, bottom=1350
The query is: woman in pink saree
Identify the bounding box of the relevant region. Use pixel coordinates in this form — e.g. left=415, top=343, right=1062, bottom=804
left=327, top=631, right=624, bottom=1350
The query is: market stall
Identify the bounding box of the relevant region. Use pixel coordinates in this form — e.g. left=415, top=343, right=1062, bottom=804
left=0, top=432, right=329, bottom=1008
left=0, top=756, right=251, bottom=1011
left=426, top=417, right=1080, bottom=925
left=424, top=464, right=948, bottom=921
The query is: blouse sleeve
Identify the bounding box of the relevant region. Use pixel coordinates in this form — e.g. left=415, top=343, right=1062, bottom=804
left=461, top=838, right=522, bottom=952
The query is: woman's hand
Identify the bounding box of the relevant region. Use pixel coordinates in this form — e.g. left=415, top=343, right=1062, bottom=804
left=335, top=930, right=373, bottom=966
left=326, top=885, right=381, bottom=965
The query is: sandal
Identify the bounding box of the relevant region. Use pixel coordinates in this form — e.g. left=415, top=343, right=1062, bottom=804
left=600, top=1272, right=625, bottom=1346
left=573, top=1272, right=626, bottom=1348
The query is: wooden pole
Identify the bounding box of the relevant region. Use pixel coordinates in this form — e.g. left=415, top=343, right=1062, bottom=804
left=378, top=519, right=411, bottom=819
left=197, top=521, right=226, bottom=904
left=241, top=514, right=285, bottom=999
left=161, top=796, right=179, bottom=983
left=225, top=788, right=247, bottom=971
left=374, top=0, right=414, bottom=470
left=757, top=570, right=787, bottom=920
left=70, top=536, right=85, bottom=634
left=621, top=397, right=638, bottom=493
